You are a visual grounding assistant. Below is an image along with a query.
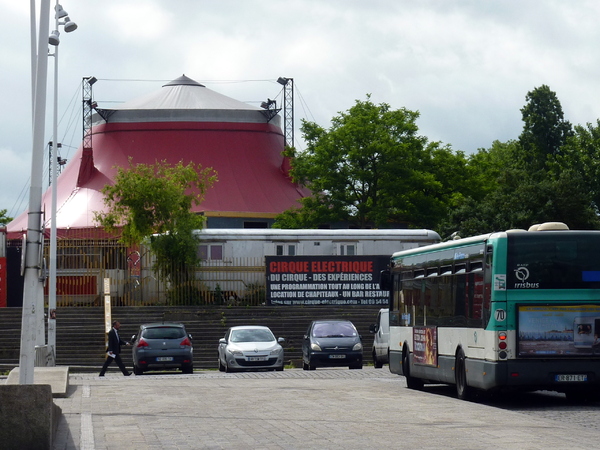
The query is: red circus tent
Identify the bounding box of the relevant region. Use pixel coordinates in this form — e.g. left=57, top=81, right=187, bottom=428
left=7, top=75, right=309, bottom=239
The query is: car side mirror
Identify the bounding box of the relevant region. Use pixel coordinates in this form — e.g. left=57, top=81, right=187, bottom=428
left=131, top=334, right=136, bottom=341
left=219, top=338, right=227, bottom=344
left=303, top=334, right=308, bottom=340
left=278, top=337, right=285, bottom=344
left=188, top=334, right=193, bottom=340
left=369, top=324, right=377, bottom=334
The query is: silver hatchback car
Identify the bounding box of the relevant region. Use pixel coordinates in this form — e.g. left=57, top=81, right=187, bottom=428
left=131, top=322, right=193, bottom=375
left=218, top=326, right=285, bottom=372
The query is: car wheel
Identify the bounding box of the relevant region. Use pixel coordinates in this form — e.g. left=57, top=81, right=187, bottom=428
left=133, top=365, right=143, bottom=376
left=302, top=360, right=309, bottom=371
left=225, top=362, right=235, bottom=373
left=182, top=365, right=193, bottom=375
left=276, top=366, right=284, bottom=372
left=349, top=363, right=363, bottom=370
left=218, top=358, right=226, bottom=372
left=309, top=361, right=316, bottom=371
left=402, top=347, right=423, bottom=390
left=455, top=348, right=471, bottom=400
left=373, top=350, right=383, bottom=369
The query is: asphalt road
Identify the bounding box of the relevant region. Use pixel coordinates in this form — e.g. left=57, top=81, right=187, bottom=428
left=53, top=367, right=599, bottom=449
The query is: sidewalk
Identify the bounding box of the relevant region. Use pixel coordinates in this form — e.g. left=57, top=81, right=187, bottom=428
left=53, top=368, right=600, bottom=450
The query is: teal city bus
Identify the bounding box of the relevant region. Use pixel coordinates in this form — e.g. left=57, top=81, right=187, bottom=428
left=380, top=222, right=600, bottom=400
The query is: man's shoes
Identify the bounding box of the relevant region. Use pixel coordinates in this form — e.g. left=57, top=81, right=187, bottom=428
left=99, top=374, right=104, bottom=377
left=124, top=372, right=132, bottom=376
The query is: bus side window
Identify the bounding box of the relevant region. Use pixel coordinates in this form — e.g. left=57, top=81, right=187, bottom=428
left=438, top=275, right=453, bottom=326
left=391, top=274, right=403, bottom=326
left=413, top=279, right=425, bottom=327
left=482, top=245, right=493, bottom=328
left=453, top=273, right=468, bottom=326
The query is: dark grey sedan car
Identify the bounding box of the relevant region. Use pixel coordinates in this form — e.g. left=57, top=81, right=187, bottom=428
left=302, top=320, right=363, bottom=370
left=131, top=322, right=193, bottom=375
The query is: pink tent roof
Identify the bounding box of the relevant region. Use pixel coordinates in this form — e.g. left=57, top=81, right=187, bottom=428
left=7, top=76, right=308, bottom=238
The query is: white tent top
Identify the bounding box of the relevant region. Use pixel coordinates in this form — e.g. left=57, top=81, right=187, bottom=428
left=93, top=74, right=275, bottom=125
left=113, top=75, right=261, bottom=111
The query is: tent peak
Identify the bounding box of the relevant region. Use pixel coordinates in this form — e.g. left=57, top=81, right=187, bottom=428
left=163, top=74, right=205, bottom=88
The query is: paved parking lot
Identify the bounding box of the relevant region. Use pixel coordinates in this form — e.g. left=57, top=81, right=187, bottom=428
left=53, top=367, right=599, bottom=449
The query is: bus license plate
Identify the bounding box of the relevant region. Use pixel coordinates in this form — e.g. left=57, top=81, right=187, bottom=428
left=329, top=354, right=346, bottom=359
left=156, top=356, right=173, bottom=362
left=555, top=374, right=587, bottom=382
left=248, top=356, right=267, bottom=361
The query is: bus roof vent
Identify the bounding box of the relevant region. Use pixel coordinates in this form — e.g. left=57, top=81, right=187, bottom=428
left=536, top=222, right=570, bottom=231
left=528, top=224, right=541, bottom=231
left=506, top=229, right=527, bottom=233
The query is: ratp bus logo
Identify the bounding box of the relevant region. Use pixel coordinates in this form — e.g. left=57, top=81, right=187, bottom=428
left=514, top=266, right=539, bottom=289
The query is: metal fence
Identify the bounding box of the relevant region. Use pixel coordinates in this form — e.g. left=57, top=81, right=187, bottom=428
left=44, top=239, right=266, bottom=307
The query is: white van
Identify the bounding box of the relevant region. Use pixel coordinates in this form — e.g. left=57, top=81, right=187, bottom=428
left=369, top=308, right=389, bottom=368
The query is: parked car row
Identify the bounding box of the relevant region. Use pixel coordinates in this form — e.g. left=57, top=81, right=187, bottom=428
left=130, top=310, right=390, bottom=375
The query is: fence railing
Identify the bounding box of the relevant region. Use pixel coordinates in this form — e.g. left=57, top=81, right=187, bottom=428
left=48, top=247, right=266, bottom=307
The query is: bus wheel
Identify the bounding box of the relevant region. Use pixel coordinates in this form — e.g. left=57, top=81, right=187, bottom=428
left=402, top=348, right=423, bottom=390
left=455, top=348, right=471, bottom=400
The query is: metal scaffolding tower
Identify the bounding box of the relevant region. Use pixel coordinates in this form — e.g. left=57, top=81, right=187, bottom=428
left=277, top=77, right=294, bottom=148
left=82, top=76, right=97, bottom=150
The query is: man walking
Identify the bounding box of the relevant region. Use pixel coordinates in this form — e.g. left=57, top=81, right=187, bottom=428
left=99, top=320, right=132, bottom=376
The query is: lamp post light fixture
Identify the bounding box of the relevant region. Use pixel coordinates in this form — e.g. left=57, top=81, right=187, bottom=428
left=47, top=1, right=77, bottom=366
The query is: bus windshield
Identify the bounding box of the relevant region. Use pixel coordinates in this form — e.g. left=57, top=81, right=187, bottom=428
left=507, top=233, right=600, bottom=289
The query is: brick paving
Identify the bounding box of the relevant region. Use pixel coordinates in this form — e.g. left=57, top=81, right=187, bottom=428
left=52, top=367, right=600, bottom=450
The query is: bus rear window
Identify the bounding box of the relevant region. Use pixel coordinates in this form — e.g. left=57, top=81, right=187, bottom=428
left=507, top=233, right=600, bottom=289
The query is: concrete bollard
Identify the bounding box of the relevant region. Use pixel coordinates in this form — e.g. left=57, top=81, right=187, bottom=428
left=0, top=384, right=61, bottom=449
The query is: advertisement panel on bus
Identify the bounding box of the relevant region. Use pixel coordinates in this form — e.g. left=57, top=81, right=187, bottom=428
left=412, top=326, right=437, bottom=366
left=518, top=305, right=600, bottom=356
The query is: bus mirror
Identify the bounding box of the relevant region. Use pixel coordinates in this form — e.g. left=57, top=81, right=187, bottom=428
left=379, top=269, right=392, bottom=291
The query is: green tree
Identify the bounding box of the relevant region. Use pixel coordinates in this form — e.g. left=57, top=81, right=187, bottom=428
left=440, top=85, right=600, bottom=238
left=440, top=162, right=598, bottom=237
left=519, top=85, right=573, bottom=167
left=555, top=120, right=600, bottom=212
left=94, top=158, right=217, bottom=297
left=0, top=209, right=13, bottom=226
left=274, top=96, right=469, bottom=229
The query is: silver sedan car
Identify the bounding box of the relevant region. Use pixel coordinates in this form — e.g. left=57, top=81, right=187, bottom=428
left=218, top=326, right=285, bottom=372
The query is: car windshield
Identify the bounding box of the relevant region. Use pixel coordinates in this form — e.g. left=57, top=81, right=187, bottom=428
left=312, top=322, right=357, bottom=338
left=230, top=329, right=275, bottom=343
left=142, top=327, right=185, bottom=339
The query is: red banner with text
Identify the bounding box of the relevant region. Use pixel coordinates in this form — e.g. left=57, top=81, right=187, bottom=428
left=266, top=255, right=389, bottom=306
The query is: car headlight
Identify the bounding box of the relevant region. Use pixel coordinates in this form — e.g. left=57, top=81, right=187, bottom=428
left=352, top=343, right=363, bottom=351
left=310, top=343, right=322, bottom=351
left=270, top=347, right=282, bottom=356
left=228, top=349, right=243, bottom=356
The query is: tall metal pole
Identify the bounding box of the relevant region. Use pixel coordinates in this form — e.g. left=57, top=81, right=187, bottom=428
left=46, top=2, right=77, bottom=366
left=20, top=0, right=51, bottom=385
left=30, top=0, right=37, bottom=119
left=48, top=0, right=60, bottom=366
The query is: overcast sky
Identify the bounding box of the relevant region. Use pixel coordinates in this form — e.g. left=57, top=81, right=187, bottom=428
left=2, top=0, right=600, bottom=218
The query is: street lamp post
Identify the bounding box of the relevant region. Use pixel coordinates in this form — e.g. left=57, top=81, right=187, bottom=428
left=20, top=0, right=51, bottom=385
left=48, top=2, right=77, bottom=366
